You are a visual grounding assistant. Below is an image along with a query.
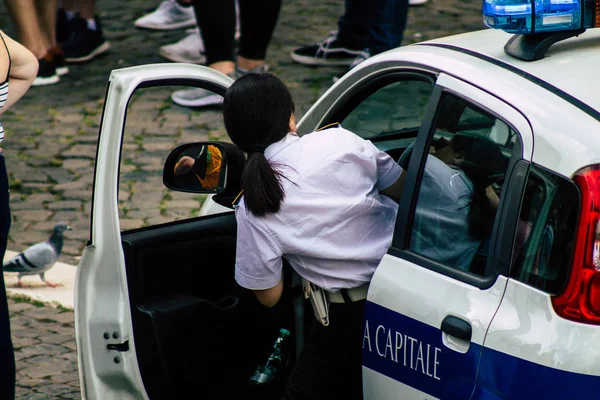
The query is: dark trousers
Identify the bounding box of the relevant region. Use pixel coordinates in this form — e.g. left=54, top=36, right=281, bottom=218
left=0, top=154, right=14, bottom=400
left=282, top=300, right=365, bottom=400
left=191, top=0, right=282, bottom=65
left=337, top=0, right=409, bottom=55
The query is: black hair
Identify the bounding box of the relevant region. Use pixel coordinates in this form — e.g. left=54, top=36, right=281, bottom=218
left=432, top=137, right=450, bottom=152
left=450, top=134, right=507, bottom=240
left=223, top=73, right=295, bottom=217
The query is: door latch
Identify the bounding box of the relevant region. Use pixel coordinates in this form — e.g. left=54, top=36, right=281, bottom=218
left=107, top=340, right=129, bottom=352
left=103, top=331, right=129, bottom=352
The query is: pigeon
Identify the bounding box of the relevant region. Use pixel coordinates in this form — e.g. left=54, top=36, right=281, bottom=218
left=3, top=222, right=72, bottom=288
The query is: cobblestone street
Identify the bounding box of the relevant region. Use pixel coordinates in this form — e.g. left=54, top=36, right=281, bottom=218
left=1, top=0, right=485, bottom=398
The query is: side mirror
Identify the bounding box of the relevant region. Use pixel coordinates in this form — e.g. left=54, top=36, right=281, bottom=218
left=163, top=142, right=246, bottom=206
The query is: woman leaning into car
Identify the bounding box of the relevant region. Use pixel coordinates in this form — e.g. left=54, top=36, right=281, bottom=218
left=223, top=73, right=404, bottom=400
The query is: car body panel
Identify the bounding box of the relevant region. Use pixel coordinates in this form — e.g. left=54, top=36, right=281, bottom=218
left=424, top=28, right=600, bottom=116
left=363, top=254, right=508, bottom=400
left=75, top=63, right=233, bottom=400
left=362, top=368, right=439, bottom=400
left=198, top=194, right=231, bottom=216
left=479, top=280, right=600, bottom=398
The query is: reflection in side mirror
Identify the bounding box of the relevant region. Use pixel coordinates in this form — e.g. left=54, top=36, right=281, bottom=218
left=163, top=143, right=227, bottom=194
left=163, top=141, right=247, bottom=208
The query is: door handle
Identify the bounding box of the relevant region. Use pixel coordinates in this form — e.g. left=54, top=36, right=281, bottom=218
left=441, top=315, right=472, bottom=342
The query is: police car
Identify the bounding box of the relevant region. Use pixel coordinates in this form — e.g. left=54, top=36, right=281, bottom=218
left=75, top=0, right=600, bottom=397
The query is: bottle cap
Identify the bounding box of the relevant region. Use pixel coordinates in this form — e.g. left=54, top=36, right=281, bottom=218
left=279, top=328, right=291, bottom=338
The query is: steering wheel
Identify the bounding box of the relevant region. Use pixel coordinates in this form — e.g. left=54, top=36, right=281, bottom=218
left=397, top=141, right=416, bottom=169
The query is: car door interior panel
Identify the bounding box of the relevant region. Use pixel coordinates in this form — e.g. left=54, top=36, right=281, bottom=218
left=121, top=213, right=296, bottom=399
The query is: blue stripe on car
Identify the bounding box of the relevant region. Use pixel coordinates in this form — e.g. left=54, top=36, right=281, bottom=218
left=363, top=301, right=600, bottom=399
left=363, top=301, right=478, bottom=399
left=477, top=342, right=600, bottom=399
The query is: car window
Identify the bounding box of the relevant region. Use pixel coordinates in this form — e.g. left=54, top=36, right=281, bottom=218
left=458, top=105, right=518, bottom=149
left=118, top=86, right=229, bottom=231
left=511, top=165, right=579, bottom=294
left=341, top=78, right=434, bottom=140
left=409, top=93, right=517, bottom=276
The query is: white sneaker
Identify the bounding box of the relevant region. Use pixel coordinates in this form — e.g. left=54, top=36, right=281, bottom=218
left=349, top=48, right=371, bottom=69
left=171, top=66, right=266, bottom=107
left=409, top=0, right=428, bottom=5
left=332, top=49, right=371, bottom=83
left=134, top=0, right=196, bottom=30
left=159, top=28, right=206, bottom=64
left=172, top=71, right=235, bottom=107
left=171, top=87, right=225, bottom=107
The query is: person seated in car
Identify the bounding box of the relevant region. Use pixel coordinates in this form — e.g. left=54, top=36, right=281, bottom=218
left=412, top=135, right=500, bottom=272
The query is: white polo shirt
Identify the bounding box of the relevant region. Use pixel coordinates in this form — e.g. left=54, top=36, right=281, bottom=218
left=411, top=155, right=480, bottom=271
left=234, top=125, right=402, bottom=292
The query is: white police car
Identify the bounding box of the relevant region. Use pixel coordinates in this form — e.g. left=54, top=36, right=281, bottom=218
left=76, top=0, right=600, bottom=397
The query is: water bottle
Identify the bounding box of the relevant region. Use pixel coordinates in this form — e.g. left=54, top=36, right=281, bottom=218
left=248, top=328, right=291, bottom=385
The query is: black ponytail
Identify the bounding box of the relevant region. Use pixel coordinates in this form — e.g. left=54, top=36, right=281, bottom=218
left=241, top=153, right=285, bottom=216
left=223, top=73, right=295, bottom=217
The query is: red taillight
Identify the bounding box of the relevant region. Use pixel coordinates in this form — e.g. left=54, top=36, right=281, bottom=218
left=552, top=165, right=600, bottom=323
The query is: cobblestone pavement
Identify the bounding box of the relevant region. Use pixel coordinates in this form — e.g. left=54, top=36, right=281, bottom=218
left=9, top=297, right=79, bottom=399
left=0, top=0, right=486, bottom=398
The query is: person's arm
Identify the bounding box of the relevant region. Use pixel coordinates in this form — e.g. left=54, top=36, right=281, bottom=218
left=234, top=206, right=284, bottom=307
left=253, top=277, right=284, bottom=308
left=174, top=156, right=196, bottom=175
left=379, top=169, right=405, bottom=203
left=485, top=185, right=500, bottom=209
left=0, top=31, right=37, bottom=115
left=360, top=138, right=405, bottom=203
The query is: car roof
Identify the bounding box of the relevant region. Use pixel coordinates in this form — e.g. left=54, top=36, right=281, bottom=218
left=417, top=28, right=600, bottom=115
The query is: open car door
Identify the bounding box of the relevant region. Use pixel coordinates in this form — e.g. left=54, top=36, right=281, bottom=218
left=75, top=65, right=297, bottom=399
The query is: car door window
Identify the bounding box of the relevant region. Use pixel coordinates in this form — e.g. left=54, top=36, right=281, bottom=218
left=119, top=85, right=229, bottom=231
left=340, top=77, right=434, bottom=140
left=510, top=165, right=579, bottom=293
left=409, top=93, right=517, bottom=276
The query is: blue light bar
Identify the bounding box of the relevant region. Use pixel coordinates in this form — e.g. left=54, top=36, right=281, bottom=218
left=483, top=0, right=582, bottom=33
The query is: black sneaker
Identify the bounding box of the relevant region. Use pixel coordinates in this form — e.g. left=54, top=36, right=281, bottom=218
left=333, top=48, right=371, bottom=83
left=33, top=54, right=60, bottom=86
left=62, top=15, right=110, bottom=63
left=50, top=45, right=69, bottom=76
left=56, top=8, right=70, bottom=43
left=291, top=32, right=363, bottom=66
